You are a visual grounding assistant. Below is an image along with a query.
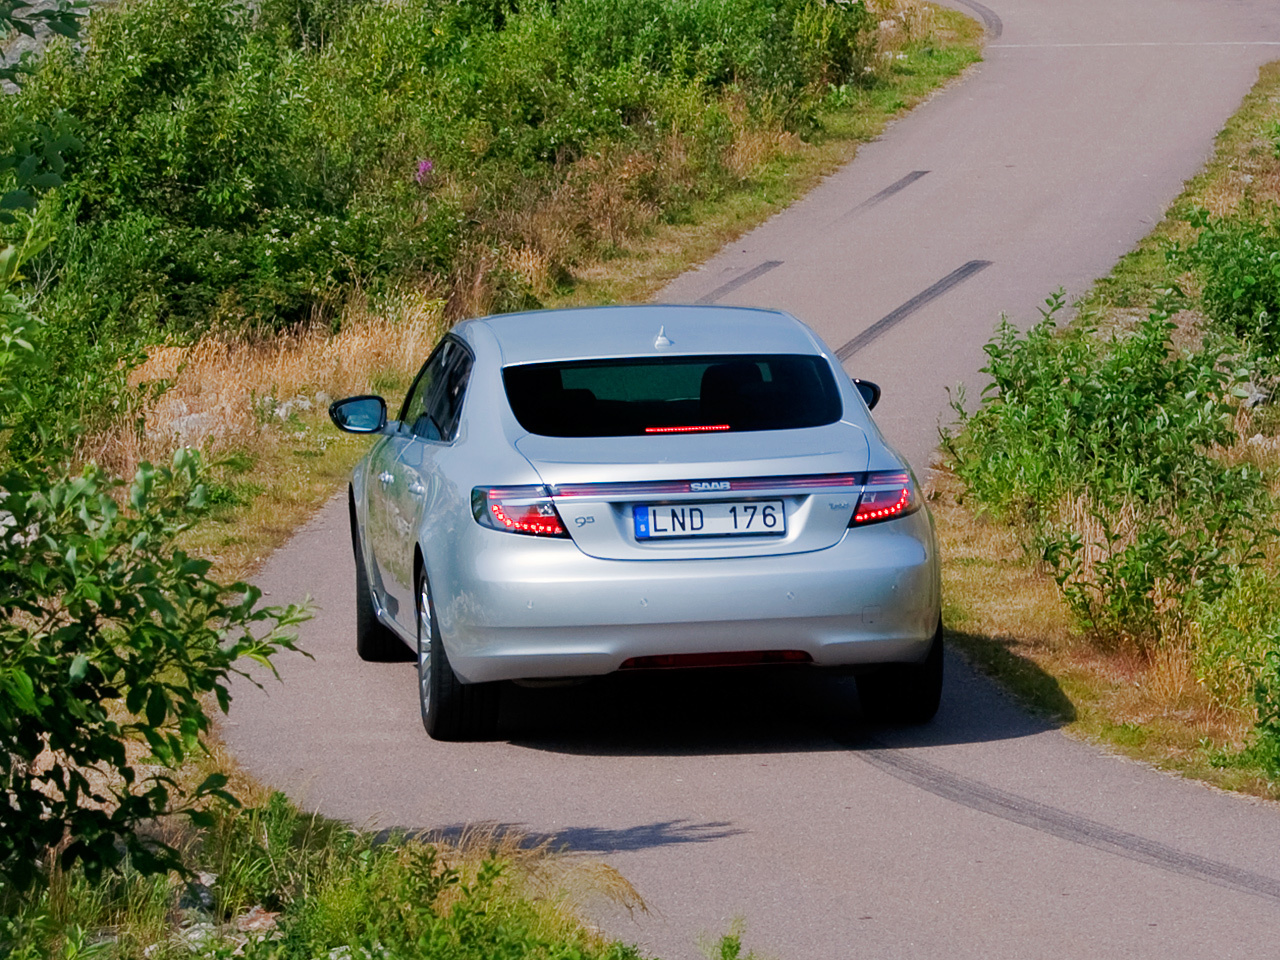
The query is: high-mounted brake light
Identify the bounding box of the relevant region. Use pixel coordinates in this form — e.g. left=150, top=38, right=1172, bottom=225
left=472, top=486, right=569, bottom=537
left=851, top=471, right=920, bottom=525
left=644, top=424, right=731, bottom=434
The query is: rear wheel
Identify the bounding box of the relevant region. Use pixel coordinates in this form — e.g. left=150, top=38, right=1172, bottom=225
left=417, top=568, right=500, bottom=741
left=350, top=490, right=404, bottom=662
left=857, top=621, right=944, bottom=724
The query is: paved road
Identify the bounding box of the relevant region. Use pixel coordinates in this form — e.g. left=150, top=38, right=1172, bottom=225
left=225, top=2, right=1280, bottom=957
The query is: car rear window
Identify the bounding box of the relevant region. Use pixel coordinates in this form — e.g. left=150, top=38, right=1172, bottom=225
left=503, top=354, right=843, bottom=437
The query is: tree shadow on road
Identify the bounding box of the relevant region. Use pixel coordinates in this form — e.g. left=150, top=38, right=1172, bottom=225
left=390, top=818, right=748, bottom=855
left=505, top=628, right=1076, bottom=758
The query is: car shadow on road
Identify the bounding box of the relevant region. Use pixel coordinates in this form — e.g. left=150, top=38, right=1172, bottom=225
left=505, top=631, right=1075, bottom=758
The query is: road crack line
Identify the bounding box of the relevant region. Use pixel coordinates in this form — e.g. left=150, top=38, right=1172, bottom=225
left=859, top=744, right=1280, bottom=904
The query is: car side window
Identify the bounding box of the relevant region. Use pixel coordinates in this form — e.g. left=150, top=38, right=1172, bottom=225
left=400, top=351, right=445, bottom=441
left=399, top=339, right=472, bottom=442
left=428, top=347, right=472, bottom=442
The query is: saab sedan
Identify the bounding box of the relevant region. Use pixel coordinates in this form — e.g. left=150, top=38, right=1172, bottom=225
left=329, top=305, right=942, bottom=740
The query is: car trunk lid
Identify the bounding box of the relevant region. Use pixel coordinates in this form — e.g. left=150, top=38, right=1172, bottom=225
left=514, top=425, right=870, bottom=560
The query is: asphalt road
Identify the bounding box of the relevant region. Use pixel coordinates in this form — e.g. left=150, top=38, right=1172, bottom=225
left=224, top=2, right=1280, bottom=957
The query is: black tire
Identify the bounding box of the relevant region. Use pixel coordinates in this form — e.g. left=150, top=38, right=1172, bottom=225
left=416, top=568, right=500, bottom=741
left=350, top=490, right=405, bottom=662
left=857, top=620, right=944, bottom=724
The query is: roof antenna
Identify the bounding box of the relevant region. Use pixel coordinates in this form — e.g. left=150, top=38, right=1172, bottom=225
left=654, top=325, right=673, bottom=349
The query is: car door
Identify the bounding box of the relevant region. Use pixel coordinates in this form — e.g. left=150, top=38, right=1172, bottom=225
left=361, top=427, right=408, bottom=624
left=367, top=347, right=445, bottom=626
left=383, top=338, right=474, bottom=631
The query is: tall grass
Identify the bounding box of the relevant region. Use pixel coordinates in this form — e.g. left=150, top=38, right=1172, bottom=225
left=81, top=290, right=447, bottom=481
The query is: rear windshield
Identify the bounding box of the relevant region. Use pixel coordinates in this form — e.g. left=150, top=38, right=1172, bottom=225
left=503, top=354, right=843, bottom=437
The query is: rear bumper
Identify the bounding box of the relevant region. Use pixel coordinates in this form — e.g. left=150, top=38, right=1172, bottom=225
left=435, top=510, right=940, bottom=683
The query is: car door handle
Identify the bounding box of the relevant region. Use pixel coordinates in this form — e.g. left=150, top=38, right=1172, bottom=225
left=408, top=481, right=425, bottom=497
left=378, top=471, right=394, bottom=486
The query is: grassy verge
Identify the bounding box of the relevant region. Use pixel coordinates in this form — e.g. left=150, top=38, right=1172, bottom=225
left=934, top=61, right=1280, bottom=800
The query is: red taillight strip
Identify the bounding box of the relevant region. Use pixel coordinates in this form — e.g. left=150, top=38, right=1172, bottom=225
left=472, top=485, right=571, bottom=537
left=851, top=471, right=918, bottom=525
left=551, top=473, right=863, bottom=499
left=644, top=424, right=731, bottom=434
left=488, top=502, right=566, bottom=536
left=852, top=487, right=912, bottom=523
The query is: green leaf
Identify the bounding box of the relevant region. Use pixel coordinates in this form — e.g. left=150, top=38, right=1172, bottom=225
left=145, top=686, right=168, bottom=728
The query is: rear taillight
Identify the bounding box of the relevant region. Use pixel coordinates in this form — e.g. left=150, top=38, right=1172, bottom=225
left=851, top=471, right=920, bottom=525
left=472, top=486, right=570, bottom=537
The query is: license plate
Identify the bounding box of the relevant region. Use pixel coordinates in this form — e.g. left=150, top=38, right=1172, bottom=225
left=633, top=500, right=786, bottom=540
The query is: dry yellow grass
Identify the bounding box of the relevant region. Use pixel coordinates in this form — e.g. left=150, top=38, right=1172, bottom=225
left=82, top=290, right=447, bottom=484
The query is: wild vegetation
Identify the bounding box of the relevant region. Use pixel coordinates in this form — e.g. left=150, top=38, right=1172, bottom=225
left=937, top=61, right=1280, bottom=792
left=0, top=0, right=980, bottom=954
left=6, top=0, right=966, bottom=464
left=1, top=789, right=658, bottom=960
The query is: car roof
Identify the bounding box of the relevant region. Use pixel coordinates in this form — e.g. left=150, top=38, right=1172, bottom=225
left=459, top=304, right=827, bottom=365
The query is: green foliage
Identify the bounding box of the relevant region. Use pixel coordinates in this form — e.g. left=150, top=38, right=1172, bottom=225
left=0, top=1, right=87, bottom=223
left=0, top=0, right=883, bottom=454
left=10, top=0, right=876, bottom=336
left=1179, top=205, right=1280, bottom=363
left=1251, top=641, right=1280, bottom=775
left=0, top=447, right=310, bottom=889
left=0, top=233, right=309, bottom=890
left=944, top=291, right=1274, bottom=646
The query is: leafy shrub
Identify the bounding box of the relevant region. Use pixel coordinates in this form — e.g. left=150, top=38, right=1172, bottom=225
left=0, top=447, right=310, bottom=889
left=1180, top=205, right=1280, bottom=362
left=10, top=0, right=878, bottom=336
left=944, top=292, right=1274, bottom=646
left=1252, top=640, right=1280, bottom=775
left=0, top=0, right=893, bottom=457
left=0, top=232, right=307, bottom=889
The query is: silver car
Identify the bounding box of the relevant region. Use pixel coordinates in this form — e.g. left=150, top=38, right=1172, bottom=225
left=330, top=305, right=942, bottom=740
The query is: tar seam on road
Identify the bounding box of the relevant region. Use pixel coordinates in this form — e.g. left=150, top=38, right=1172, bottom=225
left=835, top=260, right=992, bottom=361
left=947, top=0, right=1002, bottom=39
left=860, top=745, right=1280, bottom=905
left=694, top=260, right=784, bottom=304
left=836, top=171, right=930, bottom=224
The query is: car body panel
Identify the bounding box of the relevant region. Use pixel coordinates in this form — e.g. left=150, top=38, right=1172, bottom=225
left=435, top=507, right=939, bottom=683
left=515, top=425, right=870, bottom=560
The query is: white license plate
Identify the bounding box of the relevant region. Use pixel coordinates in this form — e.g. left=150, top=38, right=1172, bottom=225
left=633, top=500, right=786, bottom=539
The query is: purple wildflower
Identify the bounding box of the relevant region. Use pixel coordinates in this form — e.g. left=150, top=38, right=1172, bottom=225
left=415, top=158, right=434, bottom=185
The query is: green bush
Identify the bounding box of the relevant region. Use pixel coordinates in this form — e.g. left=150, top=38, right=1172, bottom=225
left=1252, top=641, right=1280, bottom=774
left=944, top=292, right=1274, bottom=645
left=1180, top=205, right=1280, bottom=363
left=10, top=0, right=877, bottom=336
left=0, top=229, right=308, bottom=890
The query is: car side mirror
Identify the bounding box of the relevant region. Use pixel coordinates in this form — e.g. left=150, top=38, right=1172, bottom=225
left=853, top=378, right=881, bottom=411
left=329, top=395, right=388, bottom=433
